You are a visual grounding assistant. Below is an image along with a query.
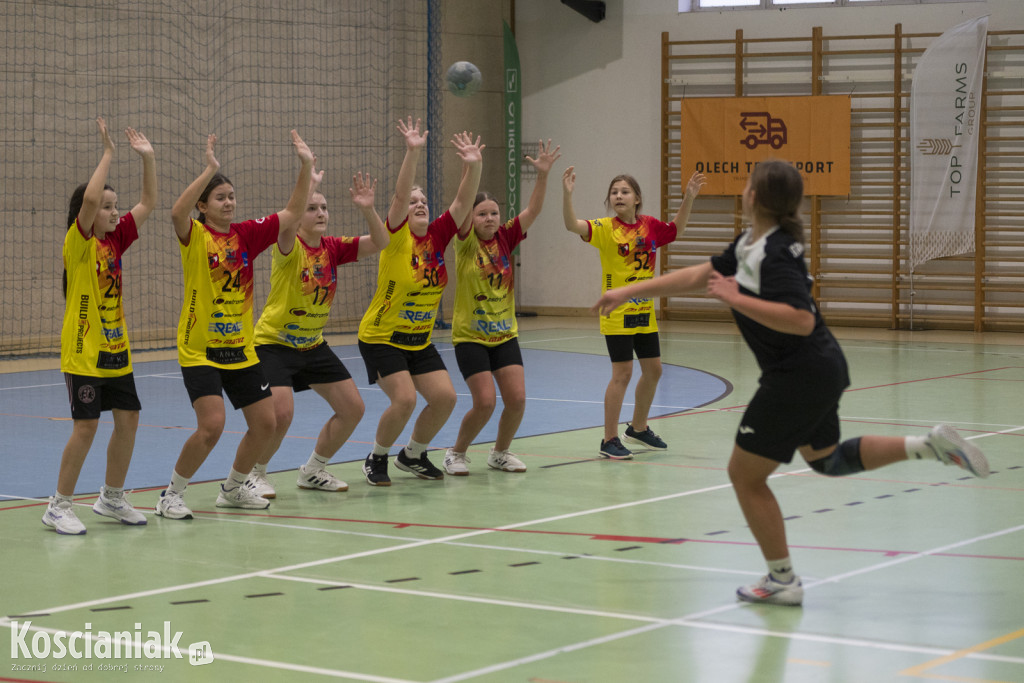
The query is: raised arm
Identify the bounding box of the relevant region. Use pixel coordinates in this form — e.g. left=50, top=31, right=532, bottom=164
left=387, top=117, right=428, bottom=229
left=592, top=261, right=715, bottom=317
left=275, top=130, right=315, bottom=251
left=518, top=139, right=561, bottom=232
left=350, top=172, right=388, bottom=258
left=670, top=171, right=706, bottom=231
left=447, top=131, right=484, bottom=228
left=172, top=134, right=220, bottom=242
left=78, top=117, right=115, bottom=236
left=561, top=166, right=589, bottom=237
left=124, top=127, right=157, bottom=227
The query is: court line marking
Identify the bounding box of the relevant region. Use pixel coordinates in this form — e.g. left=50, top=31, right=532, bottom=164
left=429, top=523, right=1024, bottom=683
left=5, top=493, right=1021, bottom=681
left=269, top=573, right=666, bottom=623
left=899, top=627, right=1024, bottom=678
left=0, top=480, right=743, bottom=625
left=1, top=622, right=416, bottom=683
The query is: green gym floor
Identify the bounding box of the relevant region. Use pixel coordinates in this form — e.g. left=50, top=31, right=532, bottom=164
left=1, top=318, right=1021, bottom=683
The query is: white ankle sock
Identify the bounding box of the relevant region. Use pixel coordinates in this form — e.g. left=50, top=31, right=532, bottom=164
left=168, top=471, right=190, bottom=494
left=101, top=485, right=124, bottom=499
left=405, top=439, right=429, bottom=458
left=223, top=468, right=247, bottom=491
left=905, top=435, right=935, bottom=461
left=305, top=451, right=330, bottom=470
left=767, top=557, right=795, bottom=584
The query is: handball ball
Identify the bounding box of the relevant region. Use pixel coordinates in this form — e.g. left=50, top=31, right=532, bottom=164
left=446, top=61, right=482, bottom=97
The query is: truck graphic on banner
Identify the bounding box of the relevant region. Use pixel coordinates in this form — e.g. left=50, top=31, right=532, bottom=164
left=740, top=112, right=787, bottom=149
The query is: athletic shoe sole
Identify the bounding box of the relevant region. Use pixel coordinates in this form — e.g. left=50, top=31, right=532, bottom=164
left=930, top=424, right=990, bottom=478
left=623, top=433, right=668, bottom=450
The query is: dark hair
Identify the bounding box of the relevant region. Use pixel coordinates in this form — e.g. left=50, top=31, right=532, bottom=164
left=64, top=182, right=115, bottom=298
left=473, top=191, right=498, bottom=208
left=749, top=160, right=804, bottom=241
left=196, top=173, right=233, bottom=223
left=66, top=182, right=115, bottom=230
left=604, top=174, right=643, bottom=215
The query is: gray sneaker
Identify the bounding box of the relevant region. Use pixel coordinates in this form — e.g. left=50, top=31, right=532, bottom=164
left=737, top=574, right=804, bottom=606
left=297, top=465, right=348, bottom=491
left=216, top=484, right=271, bottom=509
left=487, top=449, right=526, bottom=472
left=925, top=424, right=990, bottom=478
left=443, top=448, right=470, bottom=476
left=247, top=468, right=277, bottom=499
left=155, top=489, right=193, bottom=520
left=93, top=493, right=147, bottom=525
left=42, top=498, right=86, bottom=535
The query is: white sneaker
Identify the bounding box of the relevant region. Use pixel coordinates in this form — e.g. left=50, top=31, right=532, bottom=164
left=216, top=484, right=271, bottom=509
left=247, top=468, right=277, bottom=499
left=42, top=498, right=86, bottom=535
left=155, top=489, right=193, bottom=520
left=737, top=574, right=804, bottom=606
left=297, top=464, right=348, bottom=491
left=488, top=449, right=526, bottom=473
left=93, top=493, right=147, bottom=526
left=926, top=424, right=990, bottom=478
left=443, top=448, right=470, bottom=476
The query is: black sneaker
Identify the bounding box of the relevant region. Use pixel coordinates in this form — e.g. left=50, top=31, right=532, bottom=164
left=363, top=454, right=391, bottom=486
left=394, top=449, right=445, bottom=480
left=599, top=437, right=633, bottom=460
left=624, top=423, right=668, bottom=450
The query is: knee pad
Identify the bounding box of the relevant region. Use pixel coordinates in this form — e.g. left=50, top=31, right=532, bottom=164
left=808, top=437, right=864, bottom=476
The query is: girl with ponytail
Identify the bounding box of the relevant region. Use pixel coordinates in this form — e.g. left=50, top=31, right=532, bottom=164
left=593, top=159, right=989, bottom=607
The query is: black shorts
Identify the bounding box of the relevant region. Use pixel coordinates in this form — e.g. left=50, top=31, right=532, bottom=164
left=180, top=364, right=272, bottom=410
left=64, top=373, right=141, bottom=420
left=255, top=342, right=351, bottom=392
left=358, top=340, right=447, bottom=385
left=454, top=338, right=524, bottom=380
left=605, top=332, right=661, bottom=363
left=736, top=362, right=849, bottom=463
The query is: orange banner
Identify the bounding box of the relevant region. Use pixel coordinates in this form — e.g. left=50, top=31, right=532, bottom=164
left=681, top=96, right=850, bottom=195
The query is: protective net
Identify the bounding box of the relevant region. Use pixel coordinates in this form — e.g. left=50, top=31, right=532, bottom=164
left=1, top=0, right=438, bottom=356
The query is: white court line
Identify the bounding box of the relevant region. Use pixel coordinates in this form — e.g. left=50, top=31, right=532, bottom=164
left=202, top=513, right=762, bottom=577
left=270, top=573, right=666, bottom=623
left=4, top=478, right=1019, bottom=679
left=3, top=623, right=416, bottom=683
left=0, top=371, right=182, bottom=392
left=430, top=522, right=1024, bottom=683
left=0, top=480, right=741, bottom=626
left=0, top=382, right=66, bottom=391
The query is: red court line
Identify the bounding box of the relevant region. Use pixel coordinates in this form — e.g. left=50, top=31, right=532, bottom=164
left=844, top=366, right=1019, bottom=392
left=134, top=509, right=1023, bottom=563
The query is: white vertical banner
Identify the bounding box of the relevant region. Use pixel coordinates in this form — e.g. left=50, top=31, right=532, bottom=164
left=909, top=16, right=988, bottom=271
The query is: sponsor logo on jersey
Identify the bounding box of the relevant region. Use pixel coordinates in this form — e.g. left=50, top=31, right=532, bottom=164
left=474, top=318, right=513, bottom=334
left=399, top=309, right=435, bottom=323
left=208, top=321, right=244, bottom=336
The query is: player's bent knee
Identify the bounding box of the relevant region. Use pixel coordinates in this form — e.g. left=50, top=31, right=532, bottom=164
left=808, top=438, right=864, bottom=476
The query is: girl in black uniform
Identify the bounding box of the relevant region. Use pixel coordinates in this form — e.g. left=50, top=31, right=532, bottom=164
left=593, top=160, right=989, bottom=607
